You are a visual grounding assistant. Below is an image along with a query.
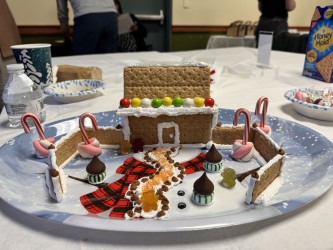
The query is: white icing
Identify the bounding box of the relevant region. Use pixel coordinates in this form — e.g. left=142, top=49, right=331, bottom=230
left=205, top=141, right=233, bottom=150
left=122, top=117, right=131, bottom=141
left=254, top=177, right=284, bottom=205
left=116, top=106, right=219, bottom=118
left=127, top=62, right=208, bottom=68
left=45, top=167, right=68, bottom=203
left=252, top=148, right=267, bottom=166
left=39, top=139, right=53, bottom=149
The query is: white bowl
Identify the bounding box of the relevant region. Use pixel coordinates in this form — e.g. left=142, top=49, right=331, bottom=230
left=284, top=88, right=333, bottom=121
left=44, top=79, right=106, bottom=103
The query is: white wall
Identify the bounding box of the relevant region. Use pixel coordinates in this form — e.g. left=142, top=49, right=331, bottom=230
left=7, top=0, right=333, bottom=27
left=173, top=0, right=333, bottom=26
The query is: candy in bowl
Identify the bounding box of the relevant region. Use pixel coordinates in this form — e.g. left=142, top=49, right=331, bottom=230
left=284, top=88, right=333, bottom=121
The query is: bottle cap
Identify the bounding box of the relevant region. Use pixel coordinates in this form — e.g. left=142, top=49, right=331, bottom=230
left=6, top=64, right=24, bottom=72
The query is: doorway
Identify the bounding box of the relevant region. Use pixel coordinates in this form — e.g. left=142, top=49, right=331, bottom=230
left=118, top=0, right=172, bottom=52
left=158, top=122, right=180, bottom=146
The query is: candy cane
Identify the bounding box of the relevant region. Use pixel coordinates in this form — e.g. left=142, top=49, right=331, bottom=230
left=79, top=112, right=98, bottom=145
left=255, top=96, right=269, bottom=128
left=233, top=108, right=251, bottom=145
left=21, top=113, right=46, bottom=140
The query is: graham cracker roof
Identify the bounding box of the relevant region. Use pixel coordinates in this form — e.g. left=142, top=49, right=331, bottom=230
left=123, top=63, right=211, bottom=99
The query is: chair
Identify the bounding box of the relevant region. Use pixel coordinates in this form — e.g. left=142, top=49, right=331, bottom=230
left=0, top=0, right=22, bottom=110
left=272, top=31, right=308, bottom=54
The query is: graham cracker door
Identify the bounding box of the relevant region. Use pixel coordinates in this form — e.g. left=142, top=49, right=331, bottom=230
left=162, top=126, right=176, bottom=144
left=158, top=122, right=180, bottom=146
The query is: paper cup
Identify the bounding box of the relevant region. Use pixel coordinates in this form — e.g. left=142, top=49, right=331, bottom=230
left=11, top=43, right=53, bottom=90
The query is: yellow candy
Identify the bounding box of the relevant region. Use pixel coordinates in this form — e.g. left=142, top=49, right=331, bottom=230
left=194, top=97, right=204, bottom=107
left=163, top=96, right=173, bottom=106
left=131, top=97, right=142, bottom=108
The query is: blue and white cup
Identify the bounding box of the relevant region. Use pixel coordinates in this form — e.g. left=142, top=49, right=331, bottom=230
left=11, top=43, right=53, bottom=90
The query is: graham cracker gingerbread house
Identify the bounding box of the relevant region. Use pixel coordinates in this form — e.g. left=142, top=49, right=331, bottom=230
left=116, top=63, right=218, bottom=147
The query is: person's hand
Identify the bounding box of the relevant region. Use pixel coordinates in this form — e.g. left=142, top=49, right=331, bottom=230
left=63, top=31, right=72, bottom=44
left=130, top=22, right=138, bottom=32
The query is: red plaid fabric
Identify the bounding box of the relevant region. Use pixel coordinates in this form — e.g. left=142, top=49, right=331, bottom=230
left=182, top=153, right=205, bottom=174
left=80, top=153, right=205, bottom=218
left=109, top=198, right=132, bottom=218
left=79, top=175, right=127, bottom=214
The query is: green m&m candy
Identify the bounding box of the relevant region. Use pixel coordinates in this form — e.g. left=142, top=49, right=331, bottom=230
left=152, top=98, right=162, bottom=108
left=173, top=96, right=184, bottom=107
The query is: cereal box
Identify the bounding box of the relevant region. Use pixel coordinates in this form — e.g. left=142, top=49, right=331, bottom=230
left=302, top=6, right=333, bottom=83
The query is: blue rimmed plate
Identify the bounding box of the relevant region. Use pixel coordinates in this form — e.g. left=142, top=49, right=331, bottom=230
left=43, top=79, right=106, bottom=103
left=0, top=109, right=333, bottom=232
left=284, top=88, right=333, bottom=121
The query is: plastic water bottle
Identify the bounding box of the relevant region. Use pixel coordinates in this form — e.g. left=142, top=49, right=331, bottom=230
left=2, top=64, right=46, bottom=128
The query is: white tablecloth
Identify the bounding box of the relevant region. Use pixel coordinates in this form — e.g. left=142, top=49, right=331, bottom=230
left=1, top=47, right=333, bottom=250
left=206, top=35, right=256, bottom=49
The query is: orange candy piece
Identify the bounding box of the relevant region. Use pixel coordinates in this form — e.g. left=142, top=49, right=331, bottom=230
left=120, top=140, right=132, bottom=155
left=141, top=190, right=159, bottom=212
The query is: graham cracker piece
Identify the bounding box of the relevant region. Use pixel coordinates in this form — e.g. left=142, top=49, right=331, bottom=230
left=55, top=130, right=82, bottom=167
left=57, top=65, right=103, bottom=82
left=312, top=7, right=321, bottom=21
left=123, top=65, right=211, bottom=99
left=252, top=130, right=279, bottom=162
left=250, top=158, right=283, bottom=203
left=212, top=125, right=284, bottom=203
left=212, top=126, right=255, bottom=145
left=86, top=127, right=124, bottom=145
left=316, top=52, right=333, bottom=83
left=128, top=114, right=213, bottom=145
left=54, top=127, right=124, bottom=167
left=162, top=127, right=176, bottom=143
left=212, top=127, right=243, bottom=145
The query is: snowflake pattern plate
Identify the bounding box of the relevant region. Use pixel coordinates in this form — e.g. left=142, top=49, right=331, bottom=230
left=43, top=79, right=106, bottom=103
left=0, top=109, right=332, bottom=232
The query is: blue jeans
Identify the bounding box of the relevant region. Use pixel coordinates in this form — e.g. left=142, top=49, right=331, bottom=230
left=72, top=12, right=118, bottom=55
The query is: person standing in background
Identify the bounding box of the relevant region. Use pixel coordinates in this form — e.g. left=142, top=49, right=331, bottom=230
left=114, top=0, right=149, bottom=52
left=56, top=0, right=118, bottom=55
left=255, top=0, right=296, bottom=46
